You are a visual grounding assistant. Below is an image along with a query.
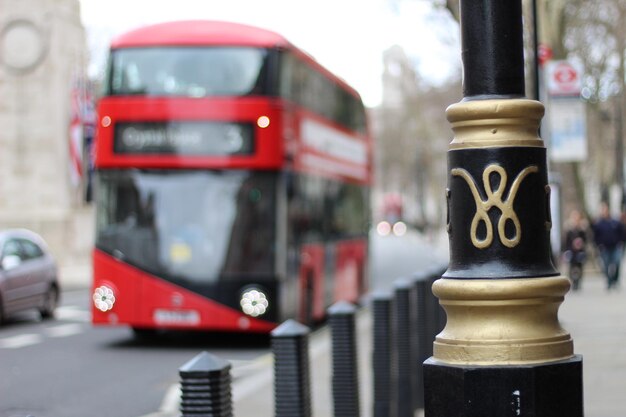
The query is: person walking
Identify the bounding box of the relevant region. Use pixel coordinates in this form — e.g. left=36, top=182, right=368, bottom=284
left=592, top=202, right=625, bottom=290
left=563, top=210, right=588, bottom=291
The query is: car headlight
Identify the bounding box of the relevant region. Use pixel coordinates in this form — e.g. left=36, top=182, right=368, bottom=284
left=240, top=288, right=269, bottom=317
left=93, top=285, right=116, bottom=312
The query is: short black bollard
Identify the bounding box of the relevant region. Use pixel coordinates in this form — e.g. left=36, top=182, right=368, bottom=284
left=371, top=290, right=395, bottom=417
left=393, top=278, right=415, bottom=417
left=271, top=319, right=312, bottom=417
left=424, top=274, right=439, bottom=359
left=328, top=301, right=360, bottom=417
left=412, top=272, right=430, bottom=410
left=179, top=351, right=232, bottom=417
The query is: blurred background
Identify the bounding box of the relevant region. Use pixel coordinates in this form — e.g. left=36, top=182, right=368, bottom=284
left=3, top=0, right=623, bottom=271
left=1, top=0, right=462, bottom=272
left=2, top=1, right=626, bottom=416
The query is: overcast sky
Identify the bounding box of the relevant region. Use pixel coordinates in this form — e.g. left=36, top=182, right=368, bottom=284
left=79, top=0, right=460, bottom=107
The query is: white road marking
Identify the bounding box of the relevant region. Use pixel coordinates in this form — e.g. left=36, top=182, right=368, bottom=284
left=45, top=323, right=84, bottom=338
left=0, top=305, right=89, bottom=349
left=55, top=306, right=91, bottom=322
left=0, top=334, right=44, bottom=349
left=137, top=384, right=181, bottom=417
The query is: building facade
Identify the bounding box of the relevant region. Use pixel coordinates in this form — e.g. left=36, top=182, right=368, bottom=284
left=0, top=0, right=93, bottom=269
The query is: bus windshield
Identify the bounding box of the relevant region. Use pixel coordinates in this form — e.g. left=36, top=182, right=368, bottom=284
left=107, top=47, right=269, bottom=97
left=95, top=170, right=276, bottom=283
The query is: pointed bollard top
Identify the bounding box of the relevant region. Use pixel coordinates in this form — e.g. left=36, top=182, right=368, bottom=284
left=412, top=271, right=430, bottom=283
left=271, top=319, right=310, bottom=338
left=179, top=351, right=231, bottom=376
left=371, top=289, right=392, bottom=301
left=393, top=277, right=413, bottom=290
left=328, top=300, right=357, bottom=315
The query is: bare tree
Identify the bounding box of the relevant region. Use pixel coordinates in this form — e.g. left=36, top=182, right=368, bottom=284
left=373, top=45, right=461, bottom=228
left=561, top=1, right=626, bottom=214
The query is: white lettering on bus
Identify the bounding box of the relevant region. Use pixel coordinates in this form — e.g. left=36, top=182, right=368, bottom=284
left=122, top=126, right=203, bottom=149
left=300, top=119, right=367, bottom=165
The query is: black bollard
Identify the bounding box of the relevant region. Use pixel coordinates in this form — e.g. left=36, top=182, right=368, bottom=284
left=271, top=319, right=312, bottom=417
left=328, top=301, right=360, bottom=417
left=392, top=278, right=415, bottom=417
left=179, top=351, right=232, bottom=417
left=423, top=0, right=583, bottom=416
left=424, top=274, right=439, bottom=359
left=412, top=272, right=430, bottom=410
left=371, top=290, right=395, bottom=417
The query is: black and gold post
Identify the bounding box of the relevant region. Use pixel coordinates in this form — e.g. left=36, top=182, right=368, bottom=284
left=423, top=1, right=584, bottom=416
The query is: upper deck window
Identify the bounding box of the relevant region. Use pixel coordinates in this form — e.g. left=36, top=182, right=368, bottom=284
left=279, top=52, right=367, bottom=134
left=106, top=47, right=269, bottom=97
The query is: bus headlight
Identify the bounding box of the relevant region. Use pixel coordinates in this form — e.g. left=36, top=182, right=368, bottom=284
left=240, top=288, right=269, bottom=317
left=93, top=285, right=116, bottom=312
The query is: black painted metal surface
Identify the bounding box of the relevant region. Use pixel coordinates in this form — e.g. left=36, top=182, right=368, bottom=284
left=179, top=351, right=232, bottom=417
left=413, top=275, right=430, bottom=410
left=372, top=291, right=396, bottom=417
left=271, top=319, right=312, bottom=417
left=393, top=279, right=416, bottom=417
left=445, top=147, right=558, bottom=279
left=460, top=0, right=525, bottom=98
left=329, top=301, right=361, bottom=417
left=424, top=356, right=584, bottom=417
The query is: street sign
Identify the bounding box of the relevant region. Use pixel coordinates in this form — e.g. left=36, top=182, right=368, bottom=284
left=546, top=60, right=583, bottom=96
left=549, top=97, right=587, bottom=162
left=538, top=44, right=553, bottom=67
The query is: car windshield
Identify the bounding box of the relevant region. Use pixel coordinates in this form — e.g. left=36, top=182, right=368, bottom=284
left=95, top=170, right=276, bottom=284
left=107, top=47, right=269, bottom=97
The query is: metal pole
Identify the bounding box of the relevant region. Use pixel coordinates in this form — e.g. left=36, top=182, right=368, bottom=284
left=531, top=0, right=540, bottom=102
left=423, top=0, right=584, bottom=416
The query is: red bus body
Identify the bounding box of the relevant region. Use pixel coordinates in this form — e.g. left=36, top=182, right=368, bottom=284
left=91, top=21, right=372, bottom=333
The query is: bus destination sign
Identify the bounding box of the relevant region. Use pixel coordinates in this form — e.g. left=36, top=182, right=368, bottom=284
left=114, top=121, right=254, bottom=156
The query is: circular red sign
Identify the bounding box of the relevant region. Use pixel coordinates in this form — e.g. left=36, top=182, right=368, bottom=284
left=548, top=61, right=581, bottom=95
left=554, top=65, right=577, bottom=84
left=538, top=44, right=553, bottom=66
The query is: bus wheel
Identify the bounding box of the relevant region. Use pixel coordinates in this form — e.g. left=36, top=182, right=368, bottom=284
left=0, top=297, right=4, bottom=325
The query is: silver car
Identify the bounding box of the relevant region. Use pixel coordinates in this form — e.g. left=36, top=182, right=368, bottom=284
left=0, top=229, right=59, bottom=323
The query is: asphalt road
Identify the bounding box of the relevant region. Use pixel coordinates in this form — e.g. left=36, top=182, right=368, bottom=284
left=0, top=290, right=270, bottom=417
left=0, top=229, right=447, bottom=417
left=369, top=228, right=448, bottom=292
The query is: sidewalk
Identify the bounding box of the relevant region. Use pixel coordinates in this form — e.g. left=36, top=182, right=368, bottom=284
left=232, top=309, right=373, bottom=417
left=560, top=272, right=626, bottom=417
left=232, top=271, right=626, bottom=417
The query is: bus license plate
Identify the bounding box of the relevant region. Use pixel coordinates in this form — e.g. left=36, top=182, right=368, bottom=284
left=153, top=309, right=200, bottom=325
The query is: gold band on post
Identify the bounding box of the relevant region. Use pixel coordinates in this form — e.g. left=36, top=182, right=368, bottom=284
left=447, top=99, right=545, bottom=149
left=432, top=276, right=574, bottom=365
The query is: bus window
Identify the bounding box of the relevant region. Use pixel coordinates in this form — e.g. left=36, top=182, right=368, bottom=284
left=96, top=170, right=277, bottom=283
left=108, top=47, right=269, bottom=97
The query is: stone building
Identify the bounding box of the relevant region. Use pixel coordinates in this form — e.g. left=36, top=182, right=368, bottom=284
left=0, top=0, right=93, bottom=272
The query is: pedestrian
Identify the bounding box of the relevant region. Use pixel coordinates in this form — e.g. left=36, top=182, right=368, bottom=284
left=591, top=202, right=625, bottom=290
left=563, top=209, right=588, bottom=291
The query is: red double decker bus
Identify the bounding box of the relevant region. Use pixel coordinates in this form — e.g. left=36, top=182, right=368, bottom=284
left=91, top=21, right=372, bottom=334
